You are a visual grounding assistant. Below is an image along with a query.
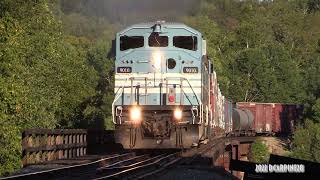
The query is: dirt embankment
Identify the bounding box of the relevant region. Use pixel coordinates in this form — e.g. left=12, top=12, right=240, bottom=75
left=260, top=137, right=291, bottom=156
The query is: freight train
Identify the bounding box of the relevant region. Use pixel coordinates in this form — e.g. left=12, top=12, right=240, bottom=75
left=112, top=21, right=302, bottom=149
left=236, top=102, right=303, bottom=136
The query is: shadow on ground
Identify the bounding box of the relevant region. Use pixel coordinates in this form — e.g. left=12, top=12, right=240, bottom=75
left=87, top=129, right=124, bottom=154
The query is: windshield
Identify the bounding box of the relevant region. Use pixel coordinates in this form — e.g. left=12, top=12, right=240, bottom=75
left=120, top=36, right=144, bottom=51
left=173, top=36, right=197, bottom=51
left=148, top=33, right=168, bottom=47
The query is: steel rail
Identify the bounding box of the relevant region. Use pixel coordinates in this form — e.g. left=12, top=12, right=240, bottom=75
left=93, top=152, right=181, bottom=180
left=60, top=154, right=150, bottom=180
left=96, top=154, right=163, bottom=172
left=0, top=153, right=135, bottom=180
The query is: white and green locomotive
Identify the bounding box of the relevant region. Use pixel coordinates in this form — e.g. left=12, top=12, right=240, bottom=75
left=112, top=21, right=216, bottom=149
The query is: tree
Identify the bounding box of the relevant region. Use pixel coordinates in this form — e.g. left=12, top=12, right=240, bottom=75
left=228, top=48, right=277, bottom=102
left=70, top=34, right=115, bottom=130
left=308, top=0, right=320, bottom=12
left=312, top=99, right=320, bottom=123
left=0, top=0, right=99, bottom=175
left=291, top=120, right=320, bottom=162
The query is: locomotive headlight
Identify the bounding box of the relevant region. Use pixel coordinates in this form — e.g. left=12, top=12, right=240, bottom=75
left=174, top=108, right=182, bottom=120
left=130, top=106, right=141, bottom=123
left=153, top=52, right=162, bottom=70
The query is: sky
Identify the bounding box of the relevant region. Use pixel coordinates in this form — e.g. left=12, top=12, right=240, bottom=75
left=60, top=0, right=199, bottom=25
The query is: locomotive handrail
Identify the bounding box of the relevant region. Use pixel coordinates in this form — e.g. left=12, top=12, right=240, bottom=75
left=180, top=88, right=193, bottom=105
left=115, top=77, right=200, bottom=105
left=112, top=78, right=129, bottom=124
left=112, top=76, right=201, bottom=124
left=183, top=77, right=201, bottom=106
left=165, top=77, right=200, bottom=106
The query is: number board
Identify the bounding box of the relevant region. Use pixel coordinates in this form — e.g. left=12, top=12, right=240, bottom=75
left=183, top=67, right=198, bottom=73
left=117, top=67, right=132, bottom=73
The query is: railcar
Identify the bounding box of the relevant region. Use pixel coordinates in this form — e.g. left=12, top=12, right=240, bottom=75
left=236, top=102, right=303, bottom=135
left=231, top=108, right=255, bottom=136
left=112, top=21, right=214, bottom=149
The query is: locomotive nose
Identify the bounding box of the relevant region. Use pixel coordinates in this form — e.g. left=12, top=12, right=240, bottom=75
left=152, top=52, right=162, bottom=70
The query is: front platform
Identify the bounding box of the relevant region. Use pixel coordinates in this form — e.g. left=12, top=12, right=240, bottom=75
left=114, top=124, right=200, bottom=149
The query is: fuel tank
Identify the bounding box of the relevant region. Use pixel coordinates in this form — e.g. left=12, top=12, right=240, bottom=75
left=232, top=108, right=254, bottom=131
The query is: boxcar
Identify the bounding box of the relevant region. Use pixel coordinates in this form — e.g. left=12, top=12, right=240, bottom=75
left=236, top=102, right=303, bottom=135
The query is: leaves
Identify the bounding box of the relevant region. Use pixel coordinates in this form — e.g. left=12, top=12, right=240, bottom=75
left=312, top=99, right=320, bottom=123
left=0, top=0, right=102, bottom=175
left=291, top=120, right=320, bottom=162
left=1, top=0, right=320, bottom=175
left=250, top=139, right=270, bottom=163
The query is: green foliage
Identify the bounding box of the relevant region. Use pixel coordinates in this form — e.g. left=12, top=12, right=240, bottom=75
left=229, top=48, right=271, bottom=101
left=193, top=0, right=319, bottom=104
left=312, top=99, right=320, bottom=123
left=70, top=37, right=115, bottom=130
left=291, top=120, right=320, bottom=162
left=250, top=139, right=270, bottom=163
left=1, top=0, right=320, bottom=176
left=0, top=120, right=21, bottom=176
left=0, top=0, right=103, bottom=176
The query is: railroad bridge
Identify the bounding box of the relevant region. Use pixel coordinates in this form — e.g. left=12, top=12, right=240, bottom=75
left=19, top=129, right=256, bottom=179
left=5, top=129, right=318, bottom=180
left=181, top=136, right=256, bottom=178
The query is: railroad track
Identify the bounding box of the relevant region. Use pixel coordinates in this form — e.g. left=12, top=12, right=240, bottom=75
left=1, top=136, right=256, bottom=180
left=0, top=153, right=136, bottom=180
left=1, top=152, right=182, bottom=180
left=95, top=137, right=256, bottom=179
left=94, top=152, right=181, bottom=179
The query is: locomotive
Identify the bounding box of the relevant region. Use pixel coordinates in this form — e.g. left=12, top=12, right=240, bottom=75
left=112, top=21, right=215, bottom=149
left=111, top=21, right=302, bottom=149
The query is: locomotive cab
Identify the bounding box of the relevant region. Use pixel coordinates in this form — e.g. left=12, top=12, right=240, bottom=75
left=112, top=21, right=211, bottom=149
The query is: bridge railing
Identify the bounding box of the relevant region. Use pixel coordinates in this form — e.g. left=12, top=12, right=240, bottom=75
left=22, top=129, right=87, bottom=166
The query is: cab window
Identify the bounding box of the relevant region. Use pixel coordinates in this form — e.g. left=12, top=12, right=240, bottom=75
left=148, top=33, right=168, bottom=47
left=120, top=36, right=144, bottom=51
left=173, top=36, right=197, bottom=51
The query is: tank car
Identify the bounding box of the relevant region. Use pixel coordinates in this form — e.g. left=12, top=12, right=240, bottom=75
left=112, top=21, right=214, bottom=149
left=232, top=108, right=255, bottom=136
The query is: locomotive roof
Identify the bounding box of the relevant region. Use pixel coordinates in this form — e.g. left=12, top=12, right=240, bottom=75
left=134, top=21, right=185, bottom=27
left=118, top=21, right=201, bottom=35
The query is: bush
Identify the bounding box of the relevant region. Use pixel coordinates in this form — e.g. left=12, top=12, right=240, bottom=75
left=250, top=139, right=270, bottom=163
